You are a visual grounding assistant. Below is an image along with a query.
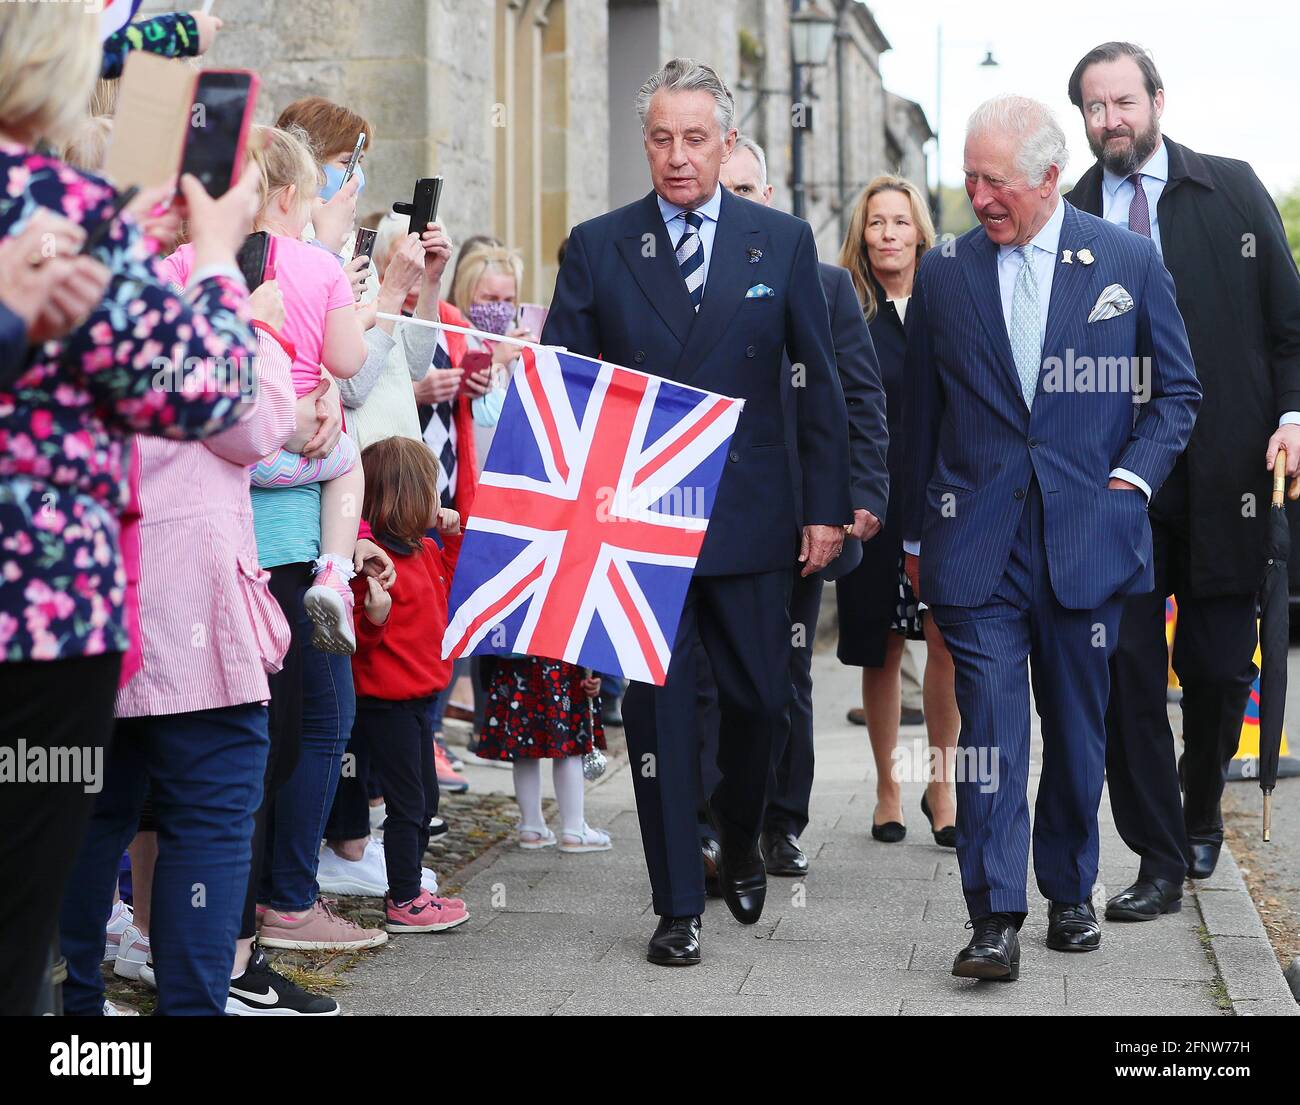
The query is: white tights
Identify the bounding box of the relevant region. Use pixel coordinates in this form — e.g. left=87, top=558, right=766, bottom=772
left=512, top=756, right=585, bottom=834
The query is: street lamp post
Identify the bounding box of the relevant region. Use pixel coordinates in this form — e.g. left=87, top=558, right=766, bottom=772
left=789, top=0, right=836, bottom=221
left=934, top=27, right=998, bottom=233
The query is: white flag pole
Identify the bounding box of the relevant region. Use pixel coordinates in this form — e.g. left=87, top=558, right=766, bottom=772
left=374, top=314, right=544, bottom=351
left=375, top=313, right=745, bottom=405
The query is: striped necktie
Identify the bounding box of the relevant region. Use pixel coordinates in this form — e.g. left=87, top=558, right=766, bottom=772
left=676, top=210, right=705, bottom=310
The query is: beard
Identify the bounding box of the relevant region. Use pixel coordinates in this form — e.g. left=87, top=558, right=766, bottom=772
left=1090, top=116, right=1161, bottom=177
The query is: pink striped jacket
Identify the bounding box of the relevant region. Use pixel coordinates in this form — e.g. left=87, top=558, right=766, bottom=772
left=115, top=329, right=297, bottom=718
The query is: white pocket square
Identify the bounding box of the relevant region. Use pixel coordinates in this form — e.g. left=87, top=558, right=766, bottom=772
left=1088, top=283, right=1134, bottom=323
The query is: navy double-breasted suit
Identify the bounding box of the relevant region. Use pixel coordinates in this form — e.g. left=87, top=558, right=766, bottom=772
left=543, top=187, right=851, bottom=917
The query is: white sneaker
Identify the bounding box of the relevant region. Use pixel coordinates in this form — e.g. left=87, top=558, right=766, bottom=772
left=369, top=803, right=386, bottom=836
left=421, top=867, right=438, bottom=894
left=138, top=959, right=156, bottom=989
left=558, top=823, right=613, bottom=854
left=112, top=924, right=151, bottom=980
left=103, top=900, right=133, bottom=961
left=103, top=999, right=139, bottom=1016
left=316, top=840, right=387, bottom=897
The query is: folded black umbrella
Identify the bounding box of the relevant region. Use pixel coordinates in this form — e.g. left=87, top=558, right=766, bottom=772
left=1257, top=451, right=1292, bottom=841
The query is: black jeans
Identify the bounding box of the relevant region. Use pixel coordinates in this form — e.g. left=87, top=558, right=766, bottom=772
left=0, top=652, right=121, bottom=1014
left=355, top=696, right=438, bottom=903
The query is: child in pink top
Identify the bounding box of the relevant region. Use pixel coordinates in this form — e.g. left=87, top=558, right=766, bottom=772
left=159, top=126, right=369, bottom=653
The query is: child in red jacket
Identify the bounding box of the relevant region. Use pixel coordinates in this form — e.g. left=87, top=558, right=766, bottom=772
left=350, top=437, right=469, bottom=934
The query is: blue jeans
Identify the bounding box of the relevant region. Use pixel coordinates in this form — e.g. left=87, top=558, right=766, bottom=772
left=59, top=704, right=269, bottom=1016
left=260, top=622, right=355, bottom=911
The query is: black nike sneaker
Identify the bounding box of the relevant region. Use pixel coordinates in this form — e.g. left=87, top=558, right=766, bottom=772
left=226, top=947, right=340, bottom=1016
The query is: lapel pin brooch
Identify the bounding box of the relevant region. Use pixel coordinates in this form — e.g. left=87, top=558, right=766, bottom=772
left=1076, top=248, right=1095, bottom=265
left=748, top=247, right=762, bottom=263
left=1061, top=249, right=1074, bottom=264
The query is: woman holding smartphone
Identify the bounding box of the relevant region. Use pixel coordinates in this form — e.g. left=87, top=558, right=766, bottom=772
left=0, top=6, right=263, bottom=1014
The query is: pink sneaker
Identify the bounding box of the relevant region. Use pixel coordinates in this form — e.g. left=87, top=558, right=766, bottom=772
left=304, top=564, right=356, bottom=655
left=385, top=890, right=470, bottom=933
left=434, top=740, right=469, bottom=794
left=258, top=899, right=388, bottom=950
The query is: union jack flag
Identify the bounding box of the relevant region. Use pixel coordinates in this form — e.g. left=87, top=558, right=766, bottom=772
left=441, top=346, right=744, bottom=684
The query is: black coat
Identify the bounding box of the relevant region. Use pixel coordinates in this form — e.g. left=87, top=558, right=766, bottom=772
left=782, top=262, right=891, bottom=580
left=835, top=283, right=911, bottom=665
left=1066, top=138, right=1300, bottom=596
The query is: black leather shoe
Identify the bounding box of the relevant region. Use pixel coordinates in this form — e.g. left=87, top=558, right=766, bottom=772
left=920, top=792, right=957, bottom=849
left=761, top=829, right=809, bottom=877
left=871, top=820, right=906, bottom=843
left=1188, top=839, right=1221, bottom=880
left=900, top=706, right=925, bottom=726
left=1046, top=899, right=1101, bottom=951
left=1104, top=877, right=1183, bottom=921
left=952, top=913, right=1020, bottom=981
left=646, top=915, right=701, bottom=966
left=701, top=836, right=722, bottom=899
left=710, top=828, right=766, bottom=925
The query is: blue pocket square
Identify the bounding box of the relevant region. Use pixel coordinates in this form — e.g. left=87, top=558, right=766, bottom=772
left=745, top=283, right=774, bottom=298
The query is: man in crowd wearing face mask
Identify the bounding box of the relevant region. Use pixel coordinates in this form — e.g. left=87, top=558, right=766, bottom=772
left=1065, top=43, right=1300, bottom=915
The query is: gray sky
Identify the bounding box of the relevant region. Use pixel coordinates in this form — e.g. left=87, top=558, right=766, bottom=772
left=865, top=0, right=1300, bottom=196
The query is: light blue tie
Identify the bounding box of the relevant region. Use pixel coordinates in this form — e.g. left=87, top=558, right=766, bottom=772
left=1009, top=245, right=1041, bottom=409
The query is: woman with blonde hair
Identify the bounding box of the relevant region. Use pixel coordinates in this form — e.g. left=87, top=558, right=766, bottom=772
left=0, top=5, right=262, bottom=1013
left=833, top=175, right=961, bottom=849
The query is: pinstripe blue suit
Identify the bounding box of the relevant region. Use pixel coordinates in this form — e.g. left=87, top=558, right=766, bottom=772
left=902, top=200, right=1200, bottom=920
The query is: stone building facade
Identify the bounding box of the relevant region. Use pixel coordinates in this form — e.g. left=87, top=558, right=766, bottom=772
left=137, top=0, right=930, bottom=301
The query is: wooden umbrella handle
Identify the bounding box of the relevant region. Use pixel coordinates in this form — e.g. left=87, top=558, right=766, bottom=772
left=1275, top=447, right=1289, bottom=507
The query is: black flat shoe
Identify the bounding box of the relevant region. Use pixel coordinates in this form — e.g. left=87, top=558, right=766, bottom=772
left=1188, top=839, right=1221, bottom=880
left=1104, top=876, right=1183, bottom=921
left=1046, top=899, right=1101, bottom=951
left=761, top=829, right=809, bottom=877
left=920, top=792, right=957, bottom=848
left=647, top=915, right=701, bottom=966
left=871, top=820, right=906, bottom=843
left=701, top=836, right=723, bottom=899
left=952, top=913, right=1020, bottom=981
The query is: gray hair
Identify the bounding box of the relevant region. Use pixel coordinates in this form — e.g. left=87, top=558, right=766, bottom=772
left=966, top=94, right=1070, bottom=186
left=733, top=134, right=769, bottom=188
left=636, top=57, right=735, bottom=135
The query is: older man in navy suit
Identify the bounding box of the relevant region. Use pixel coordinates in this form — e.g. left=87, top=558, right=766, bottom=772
left=542, top=59, right=851, bottom=967
left=902, top=95, right=1200, bottom=981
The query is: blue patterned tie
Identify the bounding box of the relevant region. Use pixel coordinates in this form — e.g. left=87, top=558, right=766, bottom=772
left=676, top=211, right=705, bottom=310
left=1009, top=245, right=1041, bottom=409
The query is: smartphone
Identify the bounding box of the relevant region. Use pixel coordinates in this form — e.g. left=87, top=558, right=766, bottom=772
left=236, top=231, right=270, bottom=291
left=392, top=177, right=443, bottom=236
left=354, top=227, right=378, bottom=261
left=517, top=302, right=548, bottom=337
left=342, top=132, right=366, bottom=185
left=179, top=69, right=260, bottom=198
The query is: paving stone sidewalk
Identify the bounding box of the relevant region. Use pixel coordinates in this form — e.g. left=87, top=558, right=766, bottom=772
left=339, top=652, right=1297, bottom=1016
